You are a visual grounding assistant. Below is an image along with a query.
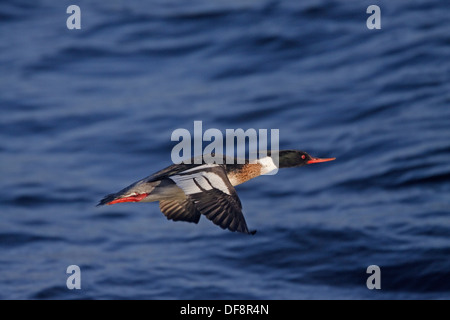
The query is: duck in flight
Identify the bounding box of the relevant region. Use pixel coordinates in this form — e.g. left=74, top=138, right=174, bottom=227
left=97, top=150, right=335, bottom=235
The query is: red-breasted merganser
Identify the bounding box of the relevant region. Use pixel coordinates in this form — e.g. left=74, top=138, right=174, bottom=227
left=97, top=150, right=335, bottom=235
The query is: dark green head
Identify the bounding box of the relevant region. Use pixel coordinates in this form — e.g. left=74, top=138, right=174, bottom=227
left=278, top=150, right=335, bottom=168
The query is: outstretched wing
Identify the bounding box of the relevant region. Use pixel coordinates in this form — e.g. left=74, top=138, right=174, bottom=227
left=169, top=165, right=255, bottom=235
left=159, top=198, right=201, bottom=224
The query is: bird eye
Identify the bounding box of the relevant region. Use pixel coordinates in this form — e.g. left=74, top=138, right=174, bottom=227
left=301, top=154, right=306, bottom=160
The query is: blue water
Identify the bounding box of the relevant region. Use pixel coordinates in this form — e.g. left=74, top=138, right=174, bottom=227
left=1, top=0, right=450, bottom=300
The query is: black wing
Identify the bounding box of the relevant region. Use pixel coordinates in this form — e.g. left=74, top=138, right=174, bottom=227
left=159, top=198, right=201, bottom=224
left=142, top=154, right=236, bottom=183
left=169, top=165, right=256, bottom=235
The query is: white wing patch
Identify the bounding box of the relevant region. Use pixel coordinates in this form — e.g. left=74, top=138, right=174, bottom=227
left=194, top=176, right=213, bottom=191
left=170, top=174, right=203, bottom=195
left=170, top=171, right=231, bottom=196
left=202, top=172, right=231, bottom=195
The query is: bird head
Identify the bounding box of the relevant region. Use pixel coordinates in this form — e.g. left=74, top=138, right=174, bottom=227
left=278, top=150, right=335, bottom=168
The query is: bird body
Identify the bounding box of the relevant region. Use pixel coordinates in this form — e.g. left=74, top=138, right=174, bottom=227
left=98, top=150, right=335, bottom=234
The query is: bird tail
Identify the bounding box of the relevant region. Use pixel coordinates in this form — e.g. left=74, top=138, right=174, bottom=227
left=96, top=193, right=119, bottom=206
left=96, top=180, right=158, bottom=206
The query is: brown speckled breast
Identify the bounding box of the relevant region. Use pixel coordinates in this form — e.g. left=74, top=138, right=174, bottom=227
left=226, top=163, right=263, bottom=186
